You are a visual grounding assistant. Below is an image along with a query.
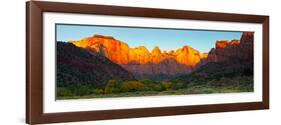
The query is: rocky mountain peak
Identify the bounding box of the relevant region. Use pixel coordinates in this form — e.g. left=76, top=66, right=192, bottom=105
left=151, top=46, right=162, bottom=55
left=216, top=40, right=230, bottom=48
left=216, top=40, right=240, bottom=49
left=241, top=32, right=254, bottom=43
left=207, top=32, right=253, bottom=63
left=92, top=34, right=116, bottom=40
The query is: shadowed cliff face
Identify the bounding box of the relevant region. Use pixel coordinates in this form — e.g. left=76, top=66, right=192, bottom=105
left=120, top=58, right=193, bottom=81
left=207, top=32, right=253, bottom=63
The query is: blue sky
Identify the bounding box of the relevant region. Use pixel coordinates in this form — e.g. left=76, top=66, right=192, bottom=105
left=56, top=24, right=242, bottom=53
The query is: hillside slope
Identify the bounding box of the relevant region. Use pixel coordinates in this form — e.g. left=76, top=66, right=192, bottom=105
left=56, top=42, right=135, bottom=87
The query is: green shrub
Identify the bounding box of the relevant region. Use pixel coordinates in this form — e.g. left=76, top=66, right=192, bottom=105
left=171, top=82, right=185, bottom=90
left=161, top=82, right=172, bottom=90
left=153, top=84, right=164, bottom=91
left=105, top=80, right=121, bottom=94
left=57, top=87, right=72, bottom=97
left=121, top=81, right=145, bottom=92
left=73, top=84, right=92, bottom=96
left=93, top=89, right=104, bottom=95
left=140, top=79, right=155, bottom=84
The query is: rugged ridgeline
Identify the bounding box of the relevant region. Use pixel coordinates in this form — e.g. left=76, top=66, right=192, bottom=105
left=56, top=42, right=135, bottom=87
left=69, top=32, right=253, bottom=81
left=207, top=32, right=253, bottom=62
left=71, top=34, right=208, bottom=80
left=174, top=32, right=254, bottom=86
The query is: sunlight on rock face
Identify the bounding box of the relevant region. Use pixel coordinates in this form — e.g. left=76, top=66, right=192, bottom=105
left=71, top=34, right=209, bottom=67
left=216, top=40, right=240, bottom=49
left=70, top=32, right=252, bottom=69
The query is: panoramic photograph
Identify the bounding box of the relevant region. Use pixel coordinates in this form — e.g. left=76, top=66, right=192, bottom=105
left=56, top=24, right=254, bottom=100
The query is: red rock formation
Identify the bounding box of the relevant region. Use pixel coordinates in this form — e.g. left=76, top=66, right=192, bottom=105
left=128, top=46, right=150, bottom=64
left=206, top=32, right=253, bottom=63
left=200, top=53, right=208, bottom=59
left=207, top=48, right=218, bottom=62
left=69, top=33, right=253, bottom=80
left=71, top=34, right=130, bottom=64
left=71, top=34, right=207, bottom=67
left=216, top=40, right=240, bottom=61
left=150, top=47, right=165, bottom=64
left=216, top=41, right=229, bottom=48
left=174, top=46, right=202, bottom=67
left=239, top=32, right=254, bottom=60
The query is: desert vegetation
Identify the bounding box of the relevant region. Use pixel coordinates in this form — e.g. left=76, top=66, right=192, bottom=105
left=57, top=76, right=253, bottom=99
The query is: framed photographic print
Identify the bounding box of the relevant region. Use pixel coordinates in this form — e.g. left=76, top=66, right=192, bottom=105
left=26, top=1, right=269, bottom=124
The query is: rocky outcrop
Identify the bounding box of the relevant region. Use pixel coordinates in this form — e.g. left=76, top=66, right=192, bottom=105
left=213, top=40, right=240, bottom=61
left=239, top=32, right=254, bottom=61
left=128, top=46, right=151, bottom=64
left=206, top=32, right=253, bottom=63
left=71, top=34, right=131, bottom=64
left=122, top=46, right=203, bottom=80
left=175, top=46, right=202, bottom=67
left=71, top=34, right=208, bottom=67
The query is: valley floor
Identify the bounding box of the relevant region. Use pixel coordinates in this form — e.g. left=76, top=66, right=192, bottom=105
left=57, top=81, right=253, bottom=100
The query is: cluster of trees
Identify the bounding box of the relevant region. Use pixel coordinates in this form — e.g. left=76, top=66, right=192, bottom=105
left=57, top=79, right=187, bottom=97
left=57, top=76, right=253, bottom=98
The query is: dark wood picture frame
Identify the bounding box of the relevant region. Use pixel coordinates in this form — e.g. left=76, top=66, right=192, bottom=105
left=26, top=1, right=269, bottom=124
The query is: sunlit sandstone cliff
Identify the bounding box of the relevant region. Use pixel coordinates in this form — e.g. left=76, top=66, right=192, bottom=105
left=70, top=35, right=131, bottom=64
left=70, top=34, right=208, bottom=67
